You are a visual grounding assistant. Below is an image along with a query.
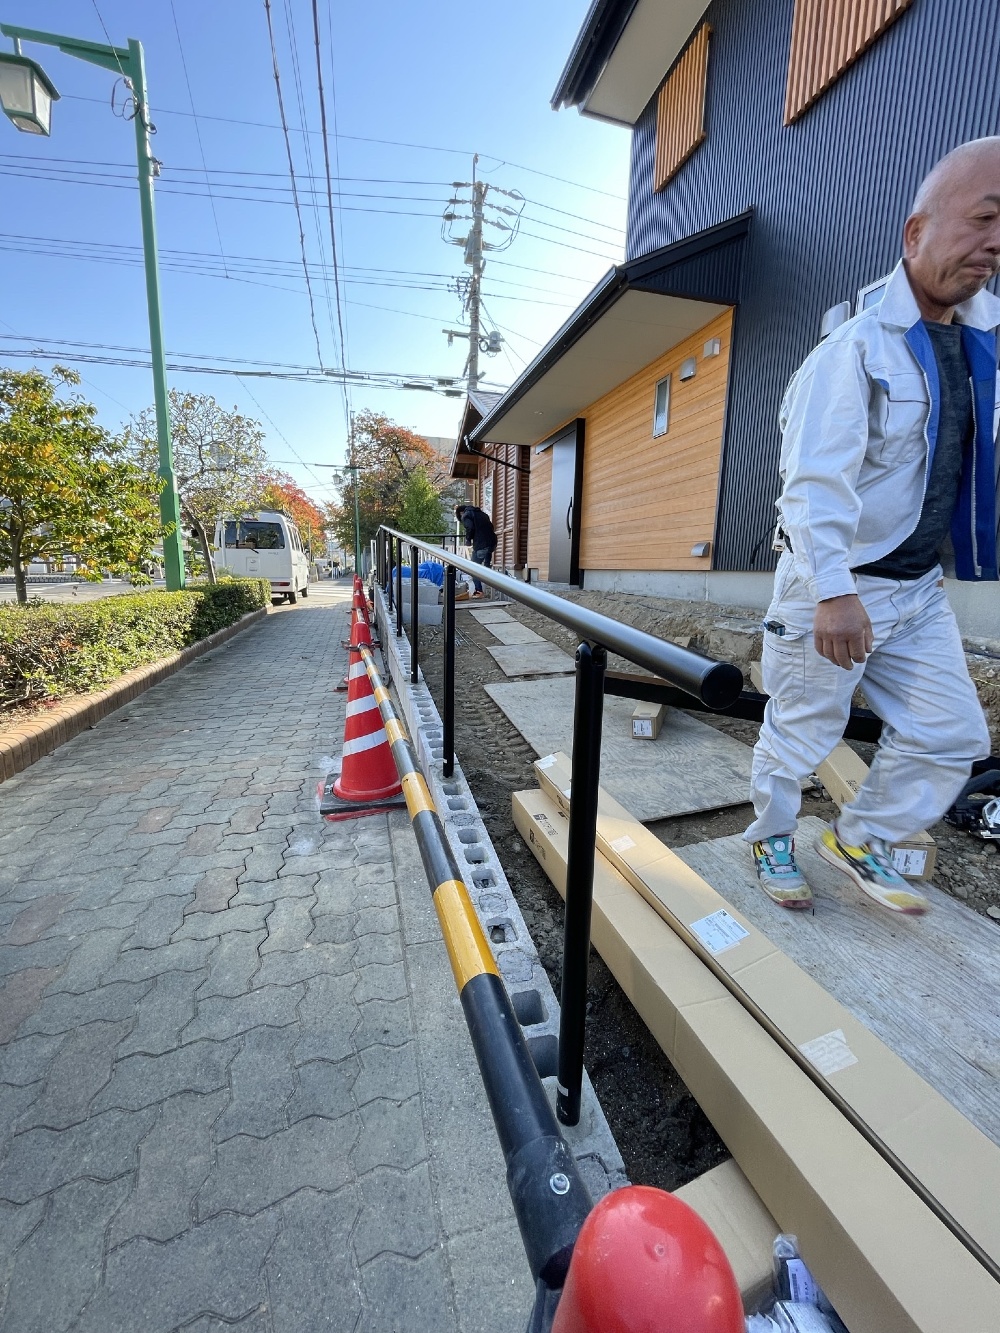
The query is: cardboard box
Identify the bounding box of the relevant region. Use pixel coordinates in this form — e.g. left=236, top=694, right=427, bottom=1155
left=530, top=753, right=1000, bottom=1283
left=748, top=663, right=936, bottom=881
left=512, top=786, right=1000, bottom=1333
left=673, top=1160, right=779, bottom=1313
left=631, top=700, right=666, bottom=740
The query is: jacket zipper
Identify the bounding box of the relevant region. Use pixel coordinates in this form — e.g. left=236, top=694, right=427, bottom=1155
left=970, top=375, right=981, bottom=575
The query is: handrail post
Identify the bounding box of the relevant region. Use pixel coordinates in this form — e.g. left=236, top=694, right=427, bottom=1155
left=557, top=641, right=607, bottom=1127
left=443, top=563, right=456, bottom=778
left=385, top=531, right=393, bottom=613
left=395, top=537, right=403, bottom=638
left=410, top=542, right=420, bottom=684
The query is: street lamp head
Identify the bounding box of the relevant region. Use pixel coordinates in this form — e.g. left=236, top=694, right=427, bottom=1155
left=0, top=50, right=59, bottom=135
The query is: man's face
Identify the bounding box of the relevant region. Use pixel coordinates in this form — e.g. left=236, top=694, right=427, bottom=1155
left=904, top=167, right=1000, bottom=308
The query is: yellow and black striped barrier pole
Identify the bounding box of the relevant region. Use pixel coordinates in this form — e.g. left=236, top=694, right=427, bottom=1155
left=358, top=643, right=592, bottom=1304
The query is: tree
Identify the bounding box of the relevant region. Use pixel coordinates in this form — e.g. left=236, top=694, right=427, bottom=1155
left=0, top=367, right=163, bottom=605
left=397, top=469, right=445, bottom=536
left=125, top=391, right=269, bottom=583
left=331, top=409, right=444, bottom=552
left=260, top=471, right=326, bottom=556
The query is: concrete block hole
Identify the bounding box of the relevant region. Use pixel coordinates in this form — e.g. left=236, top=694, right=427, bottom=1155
left=525, top=1034, right=558, bottom=1080
left=446, top=797, right=468, bottom=811
left=511, top=989, right=546, bottom=1028
left=463, top=845, right=487, bottom=865
left=455, top=828, right=481, bottom=844
left=487, top=918, right=517, bottom=945
left=471, top=870, right=496, bottom=890
left=441, top=782, right=461, bottom=796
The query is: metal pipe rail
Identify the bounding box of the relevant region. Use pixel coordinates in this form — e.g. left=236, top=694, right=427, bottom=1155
left=374, top=524, right=744, bottom=1131
left=355, top=642, right=592, bottom=1321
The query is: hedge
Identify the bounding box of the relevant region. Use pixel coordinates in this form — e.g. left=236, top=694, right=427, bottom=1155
left=0, top=578, right=271, bottom=707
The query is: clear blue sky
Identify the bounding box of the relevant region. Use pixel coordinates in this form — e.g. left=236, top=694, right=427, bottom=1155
left=0, top=0, right=628, bottom=509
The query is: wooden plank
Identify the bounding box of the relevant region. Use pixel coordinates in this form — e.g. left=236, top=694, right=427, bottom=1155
left=487, top=675, right=752, bottom=819
left=677, top=820, right=1000, bottom=1148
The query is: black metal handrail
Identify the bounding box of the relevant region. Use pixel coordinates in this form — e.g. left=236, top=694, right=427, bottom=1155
left=378, top=528, right=743, bottom=707
left=376, top=521, right=744, bottom=1132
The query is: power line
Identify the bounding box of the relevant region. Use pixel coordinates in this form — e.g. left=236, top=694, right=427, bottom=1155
left=168, top=0, right=230, bottom=278
left=311, top=0, right=350, bottom=434
left=235, top=374, right=329, bottom=494
left=59, top=91, right=627, bottom=201
left=262, top=0, right=325, bottom=367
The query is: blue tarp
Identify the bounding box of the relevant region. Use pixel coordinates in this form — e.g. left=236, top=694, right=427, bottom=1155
left=391, top=562, right=445, bottom=586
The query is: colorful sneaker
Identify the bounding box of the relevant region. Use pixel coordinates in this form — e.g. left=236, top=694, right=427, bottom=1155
left=816, top=825, right=929, bottom=915
left=751, top=836, right=813, bottom=909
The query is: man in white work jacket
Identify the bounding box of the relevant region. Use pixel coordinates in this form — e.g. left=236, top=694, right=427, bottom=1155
left=746, top=138, right=1000, bottom=915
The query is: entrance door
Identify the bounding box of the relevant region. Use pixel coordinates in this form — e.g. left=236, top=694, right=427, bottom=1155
left=547, top=420, right=583, bottom=584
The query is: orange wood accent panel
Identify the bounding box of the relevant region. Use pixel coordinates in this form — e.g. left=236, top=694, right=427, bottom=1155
left=480, top=444, right=528, bottom=571
left=654, top=24, right=711, bottom=192
left=578, top=309, right=733, bottom=573
left=784, top=0, right=914, bottom=125
left=527, top=445, right=552, bottom=580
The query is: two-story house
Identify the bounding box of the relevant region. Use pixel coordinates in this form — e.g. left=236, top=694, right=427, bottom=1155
left=470, top=0, right=1000, bottom=635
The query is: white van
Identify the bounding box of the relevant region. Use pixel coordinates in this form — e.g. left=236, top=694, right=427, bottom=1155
left=214, top=510, right=311, bottom=603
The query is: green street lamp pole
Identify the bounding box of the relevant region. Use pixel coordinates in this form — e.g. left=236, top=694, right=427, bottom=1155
left=0, top=23, right=185, bottom=590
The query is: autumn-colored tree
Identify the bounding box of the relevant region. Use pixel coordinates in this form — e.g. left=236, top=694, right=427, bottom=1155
left=260, top=471, right=326, bottom=555
left=330, top=409, right=443, bottom=552
left=0, top=367, right=163, bottom=604
left=125, top=391, right=269, bottom=583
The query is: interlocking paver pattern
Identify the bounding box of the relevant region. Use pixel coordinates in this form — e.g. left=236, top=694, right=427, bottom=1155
left=0, top=586, right=532, bottom=1331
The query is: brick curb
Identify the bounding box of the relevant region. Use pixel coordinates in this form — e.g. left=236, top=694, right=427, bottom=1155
left=0, top=607, right=268, bottom=784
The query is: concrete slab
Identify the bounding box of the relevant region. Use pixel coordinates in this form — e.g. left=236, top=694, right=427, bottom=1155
left=484, top=676, right=753, bottom=820
left=677, top=820, right=1000, bottom=1147
left=486, top=643, right=577, bottom=677
left=468, top=607, right=514, bottom=624
left=484, top=623, right=545, bottom=646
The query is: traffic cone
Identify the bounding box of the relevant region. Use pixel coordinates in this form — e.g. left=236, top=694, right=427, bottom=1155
left=353, top=581, right=372, bottom=626
left=551, top=1186, right=743, bottom=1333
left=335, top=612, right=371, bottom=688
left=320, top=642, right=406, bottom=821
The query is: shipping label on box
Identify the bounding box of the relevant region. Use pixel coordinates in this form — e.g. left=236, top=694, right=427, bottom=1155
left=631, top=701, right=666, bottom=740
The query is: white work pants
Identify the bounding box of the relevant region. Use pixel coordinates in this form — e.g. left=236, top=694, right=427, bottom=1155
left=745, top=555, right=990, bottom=846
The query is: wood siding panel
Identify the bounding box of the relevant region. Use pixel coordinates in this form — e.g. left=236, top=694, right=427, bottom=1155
left=527, top=446, right=552, bottom=580
left=482, top=444, right=527, bottom=572
left=654, top=24, right=711, bottom=192
left=784, top=0, right=914, bottom=125
left=578, top=309, right=733, bottom=574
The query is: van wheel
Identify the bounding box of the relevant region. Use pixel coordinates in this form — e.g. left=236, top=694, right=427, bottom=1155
left=287, top=589, right=298, bottom=604
left=301, top=585, right=309, bottom=598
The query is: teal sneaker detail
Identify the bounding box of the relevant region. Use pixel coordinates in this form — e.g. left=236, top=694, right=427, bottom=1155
left=751, top=835, right=813, bottom=910
left=816, top=826, right=928, bottom=915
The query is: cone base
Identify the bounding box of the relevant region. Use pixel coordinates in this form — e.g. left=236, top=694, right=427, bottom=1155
left=320, top=782, right=406, bottom=821
left=332, top=770, right=402, bottom=803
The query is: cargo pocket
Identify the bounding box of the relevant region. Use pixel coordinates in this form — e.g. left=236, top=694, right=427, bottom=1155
left=762, top=626, right=808, bottom=705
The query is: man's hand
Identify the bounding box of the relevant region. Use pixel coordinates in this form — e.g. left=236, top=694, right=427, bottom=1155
left=814, top=594, right=873, bottom=669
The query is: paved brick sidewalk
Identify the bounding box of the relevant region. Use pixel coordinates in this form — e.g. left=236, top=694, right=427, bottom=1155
left=0, top=584, right=533, bottom=1332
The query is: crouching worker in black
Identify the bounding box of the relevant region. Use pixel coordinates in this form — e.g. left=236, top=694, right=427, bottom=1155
left=456, top=504, right=497, bottom=597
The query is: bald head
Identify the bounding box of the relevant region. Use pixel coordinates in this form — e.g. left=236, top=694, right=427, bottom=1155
left=902, top=138, right=1000, bottom=321
left=912, top=138, right=1000, bottom=216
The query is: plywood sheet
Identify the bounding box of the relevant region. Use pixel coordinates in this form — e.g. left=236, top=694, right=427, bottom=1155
left=486, top=644, right=576, bottom=677
left=485, top=676, right=752, bottom=819
left=484, top=623, right=545, bottom=646
left=677, top=819, right=1000, bottom=1146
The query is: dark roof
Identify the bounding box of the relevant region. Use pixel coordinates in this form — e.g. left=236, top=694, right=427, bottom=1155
left=469, top=211, right=751, bottom=446
left=551, top=0, right=637, bottom=112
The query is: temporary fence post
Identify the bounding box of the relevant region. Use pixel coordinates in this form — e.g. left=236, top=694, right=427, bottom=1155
left=395, top=538, right=403, bottom=638
left=443, top=563, right=456, bottom=778
left=410, top=542, right=420, bottom=684
left=557, top=641, right=607, bottom=1127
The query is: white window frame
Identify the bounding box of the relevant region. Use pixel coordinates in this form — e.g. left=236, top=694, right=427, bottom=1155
left=856, top=273, right=891, bottom=313
left=652, top=374, right=671, bottom=438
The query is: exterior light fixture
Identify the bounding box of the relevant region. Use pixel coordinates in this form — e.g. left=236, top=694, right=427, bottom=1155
left=690, top=540, right=711, bottom=558
left=0, top=47, right=59, bottom=135
left=703, top=337, right=721, bottom=358
left=820, top=301, right=851, bottom=339
left=679, top=357, right=697, bottom=382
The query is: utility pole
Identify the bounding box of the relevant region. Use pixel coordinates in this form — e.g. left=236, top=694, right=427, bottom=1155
left=442, top=155, right=504, bottom=395
left=464, top=174, right=485, bottom=392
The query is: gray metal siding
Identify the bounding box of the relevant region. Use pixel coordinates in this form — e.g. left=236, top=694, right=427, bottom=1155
left=627, top=0, right=1000, bottom=571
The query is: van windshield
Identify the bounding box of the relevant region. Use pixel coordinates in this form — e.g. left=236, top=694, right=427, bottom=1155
left=224, top=521, right=285, bottom=550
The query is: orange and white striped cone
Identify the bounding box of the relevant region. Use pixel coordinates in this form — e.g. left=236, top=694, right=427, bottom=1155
left=320, top=639, right=405, bottom=821
left=353, top=581, right=372, bottom=627
left=335, top=612, right=371, bottom=688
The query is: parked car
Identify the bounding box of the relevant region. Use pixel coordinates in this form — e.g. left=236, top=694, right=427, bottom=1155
left=214, top=510, right=310, bottom=604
